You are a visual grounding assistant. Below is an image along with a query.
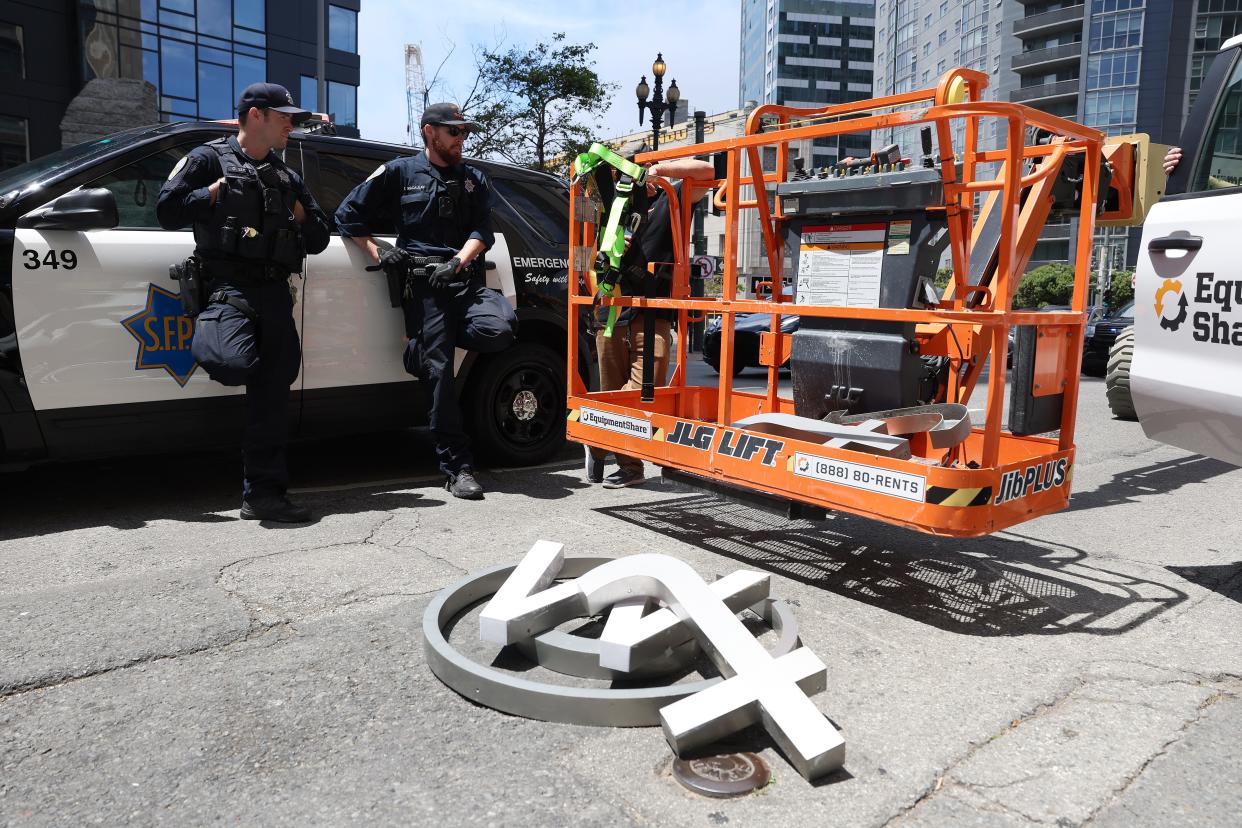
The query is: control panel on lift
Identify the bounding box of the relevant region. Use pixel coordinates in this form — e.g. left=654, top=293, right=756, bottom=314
left=775, top=136, right=950, bottom=420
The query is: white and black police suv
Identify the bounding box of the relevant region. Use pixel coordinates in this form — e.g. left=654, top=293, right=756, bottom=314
left=0, top=121, right=580, bottom=470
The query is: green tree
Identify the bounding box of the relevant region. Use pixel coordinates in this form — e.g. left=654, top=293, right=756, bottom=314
left=933, top=266, right=954, bottom=292
left=1106, top=269, right=1134, bottom=311
left=466, top=34, right=615, bottom=175
left=1013, top=263, right=1077, bottom=309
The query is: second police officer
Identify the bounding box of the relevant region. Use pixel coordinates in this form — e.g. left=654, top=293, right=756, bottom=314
left=157, top=82, right=331, bottom=523
left=335, top=102, right=518, bottom=499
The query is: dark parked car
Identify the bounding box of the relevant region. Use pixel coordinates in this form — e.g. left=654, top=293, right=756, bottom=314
left=703, top=312, right=800, bottom=375
left=1082, top=301, right=1134, bottom=376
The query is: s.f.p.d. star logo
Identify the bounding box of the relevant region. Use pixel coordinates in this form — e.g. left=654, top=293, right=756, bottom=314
left=121, top=283, right=197, bottom=386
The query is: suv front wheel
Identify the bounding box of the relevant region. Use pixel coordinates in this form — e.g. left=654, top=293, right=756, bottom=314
left=465, top=342, right=566, bottom=466
left=1105, top=325, right=1137, bottom=421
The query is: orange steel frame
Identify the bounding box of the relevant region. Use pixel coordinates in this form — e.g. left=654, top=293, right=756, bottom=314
left=566, top=68, right=1103, bottom=538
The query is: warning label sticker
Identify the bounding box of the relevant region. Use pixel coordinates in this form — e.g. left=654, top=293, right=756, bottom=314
left=791, top=451, right=926, bottom=502
left=796, top=222, right=885, bottom=307
left=887, top=220, right=911, bottom=255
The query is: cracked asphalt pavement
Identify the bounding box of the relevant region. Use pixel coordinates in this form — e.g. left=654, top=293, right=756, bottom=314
left=2, top=374, right=1240, bottom=826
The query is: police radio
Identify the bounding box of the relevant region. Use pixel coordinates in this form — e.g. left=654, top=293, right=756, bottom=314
left=170, top=256, right=207, bottom=317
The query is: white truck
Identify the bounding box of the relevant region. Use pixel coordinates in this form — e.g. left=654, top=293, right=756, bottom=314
left=1105, top=34, right=1242, bottom=467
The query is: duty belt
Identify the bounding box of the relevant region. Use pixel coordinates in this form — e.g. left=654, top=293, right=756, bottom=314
left=201, top=258, right=291, bottom=282
left=403, top=256, right=482, bottom=279
left=207, top=289, right=259, bottom=322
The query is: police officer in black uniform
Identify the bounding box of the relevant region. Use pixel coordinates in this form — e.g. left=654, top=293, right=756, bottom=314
left=157, top=82, right=331, bottom=522
left=335, top=102, right=517, bottom=499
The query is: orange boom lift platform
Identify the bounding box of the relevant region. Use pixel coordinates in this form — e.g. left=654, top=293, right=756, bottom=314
left=566, top=68, right=1153, bottom=538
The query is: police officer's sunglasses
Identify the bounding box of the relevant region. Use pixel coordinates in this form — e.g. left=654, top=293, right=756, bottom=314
left=436, top=124, right=467, bottom=137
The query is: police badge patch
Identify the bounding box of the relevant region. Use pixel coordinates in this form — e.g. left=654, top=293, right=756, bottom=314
left=464, top=179, right=475, bottom=194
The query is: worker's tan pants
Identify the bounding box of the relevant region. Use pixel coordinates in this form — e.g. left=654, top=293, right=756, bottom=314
left=590, top=315, right=673, bottom=473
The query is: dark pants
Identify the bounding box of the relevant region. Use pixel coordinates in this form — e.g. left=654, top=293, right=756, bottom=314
left=402, top=276, right=517, bottom=475
left=190, top=277, right=300, bottom=500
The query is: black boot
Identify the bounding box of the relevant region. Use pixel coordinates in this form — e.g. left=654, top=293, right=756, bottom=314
left=446, top=469, right=483, bottom=499
left=241, top=494, right=313, bottom=522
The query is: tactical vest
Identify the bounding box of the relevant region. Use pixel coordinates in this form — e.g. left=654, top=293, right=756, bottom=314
left=193, top=138, right=305, bottom=273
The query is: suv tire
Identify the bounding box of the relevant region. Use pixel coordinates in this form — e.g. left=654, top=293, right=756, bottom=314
left=703, top=351, right=747, bottom=377
left=465, top=341, right=565, bottom=466
left=1105, top=325, right=1136, bottom=421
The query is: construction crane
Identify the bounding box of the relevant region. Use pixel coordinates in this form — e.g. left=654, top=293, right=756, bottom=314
left=405, top=44, right=426, bottom=146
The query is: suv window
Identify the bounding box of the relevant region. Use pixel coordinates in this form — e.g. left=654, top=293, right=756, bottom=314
left=86, top=143, right=199, bottom=229
left=490, top=176, right=569, bottom=245
left=1193, top=56, right=1242, bottom=192
left=315, top=150, right=399, bottom=231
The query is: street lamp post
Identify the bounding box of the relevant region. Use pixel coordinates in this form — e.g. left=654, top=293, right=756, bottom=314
left=636, top=53, right=680, bottom=151
left=690, top=109, right=707, bottom=353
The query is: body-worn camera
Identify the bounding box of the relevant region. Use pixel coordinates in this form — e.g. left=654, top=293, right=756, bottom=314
left=437, top=194, right=455, bottom=218
left=263, top=188, right=284, bottom=215
left=220, top=217, right=239, bottom=250
left=438, top=179, right=463, bottom=219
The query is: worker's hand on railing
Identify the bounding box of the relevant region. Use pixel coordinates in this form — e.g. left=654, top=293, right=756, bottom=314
left=1163, top=146, right=1182, bottom=176
left=643, top=173, right=663, bottom=198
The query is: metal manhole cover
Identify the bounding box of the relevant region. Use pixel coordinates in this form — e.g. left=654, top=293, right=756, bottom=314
left=672, top=752, right=770, bottom=797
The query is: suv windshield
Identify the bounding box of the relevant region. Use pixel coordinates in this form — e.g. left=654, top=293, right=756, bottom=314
left=0, top=126, right=161, bottom=198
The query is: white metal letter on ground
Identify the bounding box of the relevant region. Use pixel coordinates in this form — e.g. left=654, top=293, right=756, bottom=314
left=598, top=569, right=771, bottom=672
left=578, top=554, right=844, bottom=781
left=478, top=540, right=582, bottom=644
left=478, top=544, right=845, bottom=781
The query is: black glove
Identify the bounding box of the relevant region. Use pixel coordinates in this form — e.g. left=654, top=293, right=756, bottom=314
left=428, top=256, right=462, bottom=289
left=379, top=247, right=411, bottom=271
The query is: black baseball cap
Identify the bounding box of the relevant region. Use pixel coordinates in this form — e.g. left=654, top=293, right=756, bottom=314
left=237, top=82, right=310, bottom=122
left=421, top=102, right=480, bottom=132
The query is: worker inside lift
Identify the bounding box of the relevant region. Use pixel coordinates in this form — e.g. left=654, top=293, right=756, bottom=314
left=572, top=143, right=650, bottom=339
left=578, top=149, right=715, bottom=486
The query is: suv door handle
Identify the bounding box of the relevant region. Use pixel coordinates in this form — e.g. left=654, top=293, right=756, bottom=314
left=1149, top=234, right=1202, bottom=252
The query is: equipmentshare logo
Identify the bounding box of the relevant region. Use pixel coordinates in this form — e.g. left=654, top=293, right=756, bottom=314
left=578, top=407, right=653, bottom=439
left=1157, top=273, right=1242, bottom=345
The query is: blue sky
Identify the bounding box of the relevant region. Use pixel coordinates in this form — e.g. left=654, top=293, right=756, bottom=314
left=357, top=0, right=742, bottom=146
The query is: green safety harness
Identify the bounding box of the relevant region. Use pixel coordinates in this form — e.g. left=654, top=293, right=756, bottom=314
left=570, top=143, right=648, bottom=338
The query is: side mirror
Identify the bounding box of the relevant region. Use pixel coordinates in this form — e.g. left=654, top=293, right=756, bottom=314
left=17, top=188, right=119, bottom=231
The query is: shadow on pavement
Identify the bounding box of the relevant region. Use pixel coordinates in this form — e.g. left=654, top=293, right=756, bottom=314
left=0, top=429, right=453, bottom=540
left=481, top=458, right=592, bottom=500
left=1065, top=454, right=1236, bottom=514
left=596, top=494, right=1187, bottom=637
left=1166, top=563, right=1242, bottom=604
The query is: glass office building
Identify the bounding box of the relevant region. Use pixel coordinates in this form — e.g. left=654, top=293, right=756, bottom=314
left=739, top=0, right=878, bottom=167
left=870, top=1, right=1232, bottom=270
left=1005, top=0, right=1196, bottom=267
left=0, top=0, right=361, bottom=170
left=873, top=0, right=1008, bottom=158
left=76, top=0, right=360, bottom=130
left=735, top=1, right=877, bottom=279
